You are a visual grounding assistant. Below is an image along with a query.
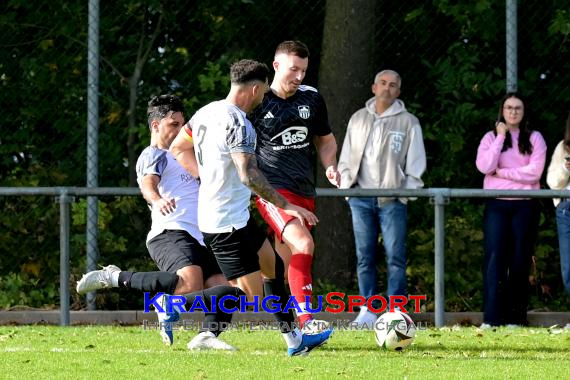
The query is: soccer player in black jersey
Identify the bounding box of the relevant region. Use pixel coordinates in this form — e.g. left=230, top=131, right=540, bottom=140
left=250, top=41, right=341, bottom=332
left=170, top=59, right=333, bottom=356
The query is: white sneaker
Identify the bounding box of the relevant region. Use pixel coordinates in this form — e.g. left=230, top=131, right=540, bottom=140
left=187, top=331, right=237, bottom=351
left=478, top=323, right=493, bottom=330
left=505, top=324, right=521, bottom=329
left=301, top=319, right=332, bottom=335
left=76, top=265, right=121, bottom=294
left=155, top=294, right=182, bottom=346
left=353, top=307, right=377, bottom=330
left=564, top=323, right=570, bottom=330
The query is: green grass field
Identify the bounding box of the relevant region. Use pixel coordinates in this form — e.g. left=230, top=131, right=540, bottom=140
left=0, top=325, right=569, bottom=379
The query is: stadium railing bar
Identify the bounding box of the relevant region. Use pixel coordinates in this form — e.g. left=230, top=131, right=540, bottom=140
left=1, top=310, right=568, bottom=328
left=2, top=186, right=570, bottom=327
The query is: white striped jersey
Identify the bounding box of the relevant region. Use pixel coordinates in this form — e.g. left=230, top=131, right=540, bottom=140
left=188, top=100, right=257, bottom=233
left=136, top=146, right=203, bottom=245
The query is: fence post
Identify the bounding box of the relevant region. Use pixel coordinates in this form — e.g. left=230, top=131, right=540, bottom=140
left=86, top=0, right=100, bottom=311
left=431, top=189, right=449, bottom=327
left=506, top=0, right=518, bottom=92
left=58, top=190, right=73, bottom=326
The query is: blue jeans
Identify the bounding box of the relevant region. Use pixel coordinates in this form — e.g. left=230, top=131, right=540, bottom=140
left=483, top=199, right=539, bottom=326
left=347, top=197, right=407, bottom=308
left=555, top=201, right=570, bottom=296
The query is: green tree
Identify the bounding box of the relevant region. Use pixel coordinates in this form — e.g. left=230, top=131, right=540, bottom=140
left=0, top=0, right=567, bottom=311
left=317, top=0, right=569, bottom=310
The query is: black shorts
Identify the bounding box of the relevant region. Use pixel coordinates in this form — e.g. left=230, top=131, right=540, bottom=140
left=202, top=218, right=266, bottom=281
left=147, top=229, right=222, bottom=281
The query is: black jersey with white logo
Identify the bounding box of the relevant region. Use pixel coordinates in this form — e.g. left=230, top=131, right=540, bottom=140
left=250, top=85, right=331, bottom=197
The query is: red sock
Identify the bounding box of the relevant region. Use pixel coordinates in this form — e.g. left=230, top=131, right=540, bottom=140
left=288, top=253, right=313, bottom=327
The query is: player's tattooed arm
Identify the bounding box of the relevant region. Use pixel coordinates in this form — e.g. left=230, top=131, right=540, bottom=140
left=231, top=151, right=319, bottom=226
left=231, top=152, right=288, bottom=208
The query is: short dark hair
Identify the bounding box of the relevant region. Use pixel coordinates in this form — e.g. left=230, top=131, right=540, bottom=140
left=275, top=40, right=309, bottom=59
left=230, top=59, right=269, bottom=85
left=147, top=94, right=185, bottom=128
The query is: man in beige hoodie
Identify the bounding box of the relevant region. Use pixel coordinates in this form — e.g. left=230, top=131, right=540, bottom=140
left=338, top=70, right=426, bottom=328
left=546, top=112, right=570, bottom=306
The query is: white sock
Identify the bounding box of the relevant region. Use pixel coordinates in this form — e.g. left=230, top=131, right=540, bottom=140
left=110, top=271, right=119, bottom=287
left=283, top=328, right=302, bottom=348
left=298, top=301, right=308, bottom=314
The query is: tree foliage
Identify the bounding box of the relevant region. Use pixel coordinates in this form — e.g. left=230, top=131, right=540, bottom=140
left=0, top=0, right=568, bottom=310
left=319, top=0, right=570, bottom=312
left=0, top=0, right=326, bottom=309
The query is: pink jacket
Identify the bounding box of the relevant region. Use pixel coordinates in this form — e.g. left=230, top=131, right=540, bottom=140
left=476, top=129, right=547, bottom=190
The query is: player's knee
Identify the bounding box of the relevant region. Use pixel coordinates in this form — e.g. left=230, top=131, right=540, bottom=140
left=174, top=265, right=204, bottom=294
left=204, top=274, right=229, bottom=288
left=175, top=276, right=203, bottom=294
left=291, top=236, right=314, bottom=255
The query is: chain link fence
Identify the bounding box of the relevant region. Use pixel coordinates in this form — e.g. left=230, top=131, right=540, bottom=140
left=0, top=1, right=569, bottom=311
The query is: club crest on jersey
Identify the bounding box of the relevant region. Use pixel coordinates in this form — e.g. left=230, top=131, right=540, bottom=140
left=298, top=105, right=310, bottom=119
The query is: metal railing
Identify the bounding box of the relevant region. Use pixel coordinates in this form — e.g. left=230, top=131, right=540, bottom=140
left=2, top=186, right=569, bottom=327
left=0, top=187, right=139, bottom=326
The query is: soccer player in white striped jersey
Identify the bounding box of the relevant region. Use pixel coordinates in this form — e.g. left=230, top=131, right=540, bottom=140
left=77, top=95, right=240, bottom=351
left=170, top=59, right=333, bottom=356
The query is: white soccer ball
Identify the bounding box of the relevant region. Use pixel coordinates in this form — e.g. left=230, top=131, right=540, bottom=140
left=374, top=311, right=416, bottom=351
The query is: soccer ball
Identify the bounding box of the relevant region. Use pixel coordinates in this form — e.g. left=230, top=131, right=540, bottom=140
left=374, top=311, right=416, bottom=351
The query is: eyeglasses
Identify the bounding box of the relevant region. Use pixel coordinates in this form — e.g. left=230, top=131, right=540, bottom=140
left=503, top=106, right=523, bottom=113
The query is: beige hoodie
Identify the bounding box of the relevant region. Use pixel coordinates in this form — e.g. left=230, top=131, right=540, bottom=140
left=338, top=97, right=426, bottom=204
left=546, top=140, right=570, bottom=206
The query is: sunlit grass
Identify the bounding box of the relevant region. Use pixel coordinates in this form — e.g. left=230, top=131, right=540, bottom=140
left=0, top=325, right=568, bottom=379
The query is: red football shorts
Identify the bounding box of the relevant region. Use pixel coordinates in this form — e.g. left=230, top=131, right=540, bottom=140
left=255, top=189, right=315, bottom=242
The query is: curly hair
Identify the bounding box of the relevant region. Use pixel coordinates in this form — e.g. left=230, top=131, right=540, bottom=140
left=146, top=94, right=185, bottom=129
left=229, top=59, right=269, bottom=85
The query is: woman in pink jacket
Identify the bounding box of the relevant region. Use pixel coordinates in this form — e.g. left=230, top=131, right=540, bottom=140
left=475, top=93, right=547, bottom=328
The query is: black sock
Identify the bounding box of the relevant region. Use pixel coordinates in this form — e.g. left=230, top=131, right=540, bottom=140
left=269, top=236, right=285, bottom=282
left=264, top=278, right=296, bottom=333
left=119, top=271, right=179, bottom=294
left=262, top=244, right=295, bottom=333
left=183, top=285, right=245, bottom=336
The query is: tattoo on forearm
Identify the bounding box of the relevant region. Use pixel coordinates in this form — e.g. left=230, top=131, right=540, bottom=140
left=245, top=156, right=287, bottom=208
